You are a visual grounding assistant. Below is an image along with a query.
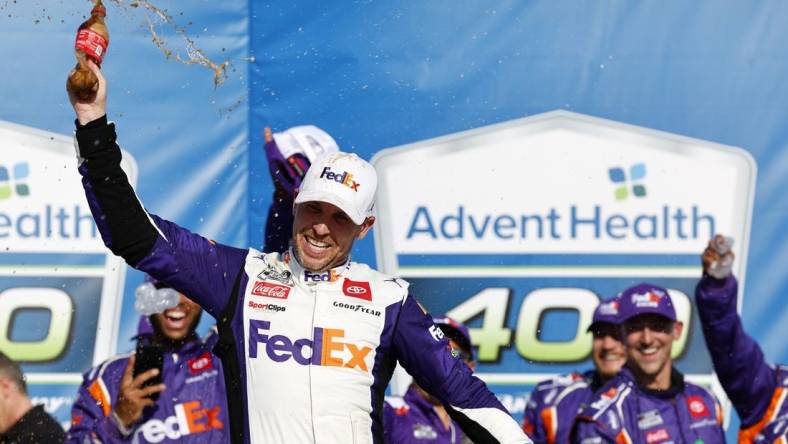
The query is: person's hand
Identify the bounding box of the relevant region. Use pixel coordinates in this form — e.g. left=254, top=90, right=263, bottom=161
left=263, top=125, right=339, bottom=198
left=67, top=59, right=107, bottom=125
left=264, top=127, right=310, bottom=199
left=113, top=355, right=165, bottom=429
left=702, top=234, right=735, bottom=279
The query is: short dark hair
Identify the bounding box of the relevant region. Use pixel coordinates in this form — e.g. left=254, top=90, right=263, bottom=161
left=0, top=351, right=27, bottom=394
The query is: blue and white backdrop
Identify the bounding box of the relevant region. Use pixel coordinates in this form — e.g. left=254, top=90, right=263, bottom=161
left=1, top=2, right=786, bottom=440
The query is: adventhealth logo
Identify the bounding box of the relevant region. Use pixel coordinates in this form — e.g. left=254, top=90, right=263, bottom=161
left=608, top=163, right=646, bottom=201
left=0, top=161, right=98, bottom=240
left=406, top=160, right=715, bottom=242
left=320, top=167, right=360, bottom=191
left=0, top=162, right=30, bottom=199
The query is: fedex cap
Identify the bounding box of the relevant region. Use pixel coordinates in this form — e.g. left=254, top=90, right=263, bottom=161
left=432, top=314, right=472, bottom=358
left=586, top=296, right=621, bottom=332
left=617, top=283, right=676, bottom=323
left=294, top=152, right=377, bottom=225
left=272, top=125, right=339, bottom=162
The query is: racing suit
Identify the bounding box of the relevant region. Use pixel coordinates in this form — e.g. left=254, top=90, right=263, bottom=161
left=73, top=116, right=529, bottom=444
left=696, top=275, right=788, bottom=443
left=523, top=371, right=604, bottom=444
left=67, top=325, right=228, bottom=443
left=384, top=385, right=466, bottom=444
left=571, top=367, right=725, bottom=444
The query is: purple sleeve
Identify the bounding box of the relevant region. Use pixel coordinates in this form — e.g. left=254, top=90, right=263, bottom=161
left=264, top=190, right=293, bottom=254
left=522, top=385, right=548, bottom=443
left=695, top=275, right=776, bottom=427
left=135, top=216, right=247, bottom=317
left=393, top=296, right=529, bottom=443
left=75, top=117, right=247, bottom=318
left=66, top=369, right=127, bottom=443
left=382, top=402, right=395, bottom=443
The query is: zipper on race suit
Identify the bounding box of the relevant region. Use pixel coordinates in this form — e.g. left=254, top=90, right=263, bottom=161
left=309, top=284, right=318, bottom=443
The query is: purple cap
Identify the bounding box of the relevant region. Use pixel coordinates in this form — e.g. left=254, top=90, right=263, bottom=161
left=432, top=314, right=472, bottom=357
left=586, top=296, right=621, bottom=332
left=136, top=315, right=155, bottom=337
left=617, top=283, right=676, bottom=323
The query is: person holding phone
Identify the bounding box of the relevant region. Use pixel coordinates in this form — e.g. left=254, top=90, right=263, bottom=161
left=66, top=279, right=230, bottom=443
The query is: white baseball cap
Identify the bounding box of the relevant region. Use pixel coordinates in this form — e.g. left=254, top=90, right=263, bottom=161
left=294, top=152, right=377, bottom=225
left=272, top=125, right=339, bottom=162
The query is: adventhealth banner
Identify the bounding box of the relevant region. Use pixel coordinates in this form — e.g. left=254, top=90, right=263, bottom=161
left=0, top=121, right=136, bottom=425
left=373, top=111, right=755, bottom=421
left=1, top=0, right=249, bottom=427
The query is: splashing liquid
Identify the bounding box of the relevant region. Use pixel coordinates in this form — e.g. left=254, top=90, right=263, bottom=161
left=106, top=0, right=230, bottom=87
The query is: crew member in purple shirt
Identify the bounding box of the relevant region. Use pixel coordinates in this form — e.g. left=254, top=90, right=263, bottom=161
left=572, top=283, right=725, bottom=443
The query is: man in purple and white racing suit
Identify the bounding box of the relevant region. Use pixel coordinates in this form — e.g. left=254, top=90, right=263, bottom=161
left=66, top=61, right=530, bottom=444
left=66, top=120, right=333, bottom=444
left=696, top=235, right=788, bottom=443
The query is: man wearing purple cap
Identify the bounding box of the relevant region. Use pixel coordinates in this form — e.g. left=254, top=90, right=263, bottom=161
left=522, top=297, right=626, bottom=444
left=67, top=62, right=530, bottom=444
left=383, top=315, right=476, bottom=444
left=572, top=283, right=725, bottom=444
left=696, top=235, right=788, bottom=442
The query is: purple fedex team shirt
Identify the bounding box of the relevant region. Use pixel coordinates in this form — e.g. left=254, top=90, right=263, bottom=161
left=384, top=385, right=465, bottom=444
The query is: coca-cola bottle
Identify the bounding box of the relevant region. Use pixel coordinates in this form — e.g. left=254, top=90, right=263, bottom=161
left=67, top=1, right=109, bottom=101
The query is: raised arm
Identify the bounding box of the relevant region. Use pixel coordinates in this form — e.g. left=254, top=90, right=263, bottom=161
left=68, top=61, right=247, bottom=317
left=262, top=127, right=294, bottom=253
left=695, top=236, right=776, bottom=427
left=393, top=295, right=532, bottom=444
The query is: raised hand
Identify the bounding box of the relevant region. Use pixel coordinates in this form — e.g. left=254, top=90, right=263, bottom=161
left=67, top=59, right=107, bottom=125
left=702, top=234, right=735, bottom=279
left=113, top=355, right=166, bottom=429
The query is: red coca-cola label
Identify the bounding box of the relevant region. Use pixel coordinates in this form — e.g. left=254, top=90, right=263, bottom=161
left=252, top=281, right=290, bottom=299
left=645, top=428, right=670, bottom=443
left=686, top=395, right=710, bottom=418
left=188, top=352, right=213, bottom=374
left=75, top=29, right=108, bottom=63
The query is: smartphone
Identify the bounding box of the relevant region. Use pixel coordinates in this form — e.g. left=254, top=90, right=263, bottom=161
left=133, top=341, right=164, bottom=400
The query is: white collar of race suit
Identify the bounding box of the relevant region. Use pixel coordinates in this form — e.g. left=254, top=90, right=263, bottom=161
left=283, top=248, right=351, bottom=286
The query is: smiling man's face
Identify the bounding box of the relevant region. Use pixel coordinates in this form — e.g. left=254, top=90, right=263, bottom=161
left=590, top=323, right=626, bottom=379
left=292, top=201, right=374, bottom=272
left=623, top=314, right=682, bottom=387
left=150, top=293, right=201, bottom=342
